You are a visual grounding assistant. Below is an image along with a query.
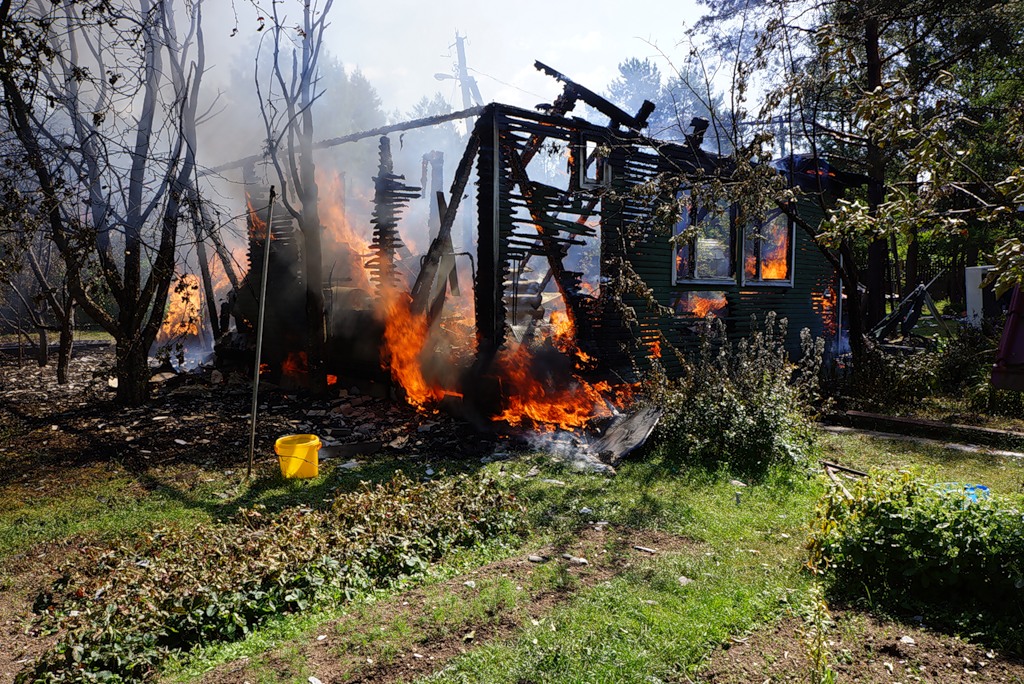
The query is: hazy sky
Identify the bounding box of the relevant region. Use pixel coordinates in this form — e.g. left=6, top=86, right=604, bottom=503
left=208, top=0, right=704, bottom=116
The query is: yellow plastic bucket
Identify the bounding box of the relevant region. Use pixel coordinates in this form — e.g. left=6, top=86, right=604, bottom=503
left=275, top=434, right=321, bottom=479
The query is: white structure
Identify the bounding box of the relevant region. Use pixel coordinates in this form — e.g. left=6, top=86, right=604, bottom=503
left=965, top=265, right=993, bottom=327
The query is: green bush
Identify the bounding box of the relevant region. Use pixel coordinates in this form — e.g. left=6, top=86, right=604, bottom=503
left=807, top=471, right=1024, bottom=641
left=19, top=473, right=526, bottom=683
left=652, top=313, right=821, bottom=474
left=847, top=346, right=937, bottom=411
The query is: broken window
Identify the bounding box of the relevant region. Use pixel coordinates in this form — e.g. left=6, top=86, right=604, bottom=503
left=743, top=210, right=793, bottom=285
left=573, top=136, right=612, bottom=190
left=672, top=192, right=734, bottom=284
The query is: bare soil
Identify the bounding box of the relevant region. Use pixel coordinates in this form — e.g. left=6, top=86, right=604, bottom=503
left=698, top=609, right=1024, bottom=683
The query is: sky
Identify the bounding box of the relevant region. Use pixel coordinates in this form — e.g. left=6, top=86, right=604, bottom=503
left=206, top=0, right=704, bottom=116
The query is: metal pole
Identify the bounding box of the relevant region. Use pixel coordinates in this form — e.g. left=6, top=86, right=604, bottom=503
left=247, top=186, right=277, bottom=480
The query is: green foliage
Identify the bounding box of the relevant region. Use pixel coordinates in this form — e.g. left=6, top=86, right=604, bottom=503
left=653, top=313, right=822, bottom=474
left=940, top=329, right=1024, bottom=418
left=806, top=470, right=1024, bottom=647
left=846, top=346, right=937, bottom=411
left=851, top=324, right=1024, bottom=417
left=797, top=585, right=838, bottom=684
left=17, top=473, right=526, bottom=683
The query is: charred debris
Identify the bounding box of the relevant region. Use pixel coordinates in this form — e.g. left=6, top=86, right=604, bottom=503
left=177, top=61, right=830, bottom=440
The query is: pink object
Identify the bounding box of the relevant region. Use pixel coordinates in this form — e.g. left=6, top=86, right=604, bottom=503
left=992, top=286, right=1024, bottom=391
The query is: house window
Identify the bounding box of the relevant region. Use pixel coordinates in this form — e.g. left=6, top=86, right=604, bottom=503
left=573, top=137, right=612, bottom=190
left=743, top=210, right=793, bottom=285
left=672, top=192, right=734, bottom=284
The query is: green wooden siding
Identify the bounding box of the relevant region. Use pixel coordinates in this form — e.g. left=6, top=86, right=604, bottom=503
left=624, top=197, right=838, bottom=367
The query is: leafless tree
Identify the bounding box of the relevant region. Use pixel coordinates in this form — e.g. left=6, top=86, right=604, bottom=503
left=0, top=0, right=207, bottom=404
left=254, top=0, right=334, bottom=395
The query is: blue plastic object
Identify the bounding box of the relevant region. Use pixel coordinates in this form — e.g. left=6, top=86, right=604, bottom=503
left=933, top=483, right=990, bottom=503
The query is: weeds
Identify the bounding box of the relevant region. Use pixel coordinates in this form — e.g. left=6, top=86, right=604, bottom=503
left=17, top=473, right=526, bottom=683
left=651, top=313, right=822, bottom=475
left=806, top=469, right=1024, bottom=652
left=798, top=585, right=838, bottom=684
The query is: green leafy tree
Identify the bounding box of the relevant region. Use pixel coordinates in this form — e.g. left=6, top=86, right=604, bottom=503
left=692, top=0, right=1024, bottom=358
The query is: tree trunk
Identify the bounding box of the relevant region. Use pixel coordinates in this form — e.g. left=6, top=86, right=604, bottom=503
left=905, top=226, right=919, bottom=294
left=115, top=335, right=150, bottom=405
left=56, top=304, right=74, bottom=385
left=36, top=327, right=48, bottom=367
left=299, top=30, right=326, bottom=397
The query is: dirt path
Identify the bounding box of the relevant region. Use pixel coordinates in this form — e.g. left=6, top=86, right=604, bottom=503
left=698, top=609, right=1024, bottom=683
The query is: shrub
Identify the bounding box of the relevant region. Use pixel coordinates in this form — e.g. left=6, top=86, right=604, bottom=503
left=846, top=346, right=937, bottom=411
left=19, top=473, right=526, bottom=683
left=807, top=470, right=1024, bottom=642
left=653, top=313, right=822, bottom=473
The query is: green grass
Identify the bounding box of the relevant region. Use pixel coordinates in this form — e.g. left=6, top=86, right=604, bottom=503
left=0, top=449, right=414, bottom=564
left=0, top=471, right=206, bottom=561
left=819, top=430, right=1024, bottom=495
left=9, top=427, right=1024, bottom=683
left=410, top=453, right=821, bottom=683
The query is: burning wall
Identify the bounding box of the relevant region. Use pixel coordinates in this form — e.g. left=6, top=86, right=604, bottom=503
left=213, top=74, right=839, bottom=432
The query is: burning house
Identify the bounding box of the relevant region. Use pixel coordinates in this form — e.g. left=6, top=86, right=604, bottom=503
left=196, top=62, right=849, bottom=431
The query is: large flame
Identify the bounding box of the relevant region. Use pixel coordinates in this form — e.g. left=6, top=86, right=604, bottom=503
left=246, top=193, right=269, bottom=242
left=380, top=290, right=450, bottom=408
left=318, top=168, right=372, bottom=288
left=745, top=220, right=790, bottom=281
left=761, top=220, right=790, bottom=280
left=492, top=344, right=616, bottom=432
left=380, top=292, right=628, bottom=431
left=157, top=273, right=202, bottom=343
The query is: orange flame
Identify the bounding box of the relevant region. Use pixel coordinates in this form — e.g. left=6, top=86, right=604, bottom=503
left=746, top=220, right=789, bottom=280
left=549, top=310, right=575, bottom=353
left=246, top=193, right=269, bottom=242
left=761, top=234, right=789, bottom=279
left=492, top=344, right=616, bottom=432
left=682, top=292, right=727, bottom=318
left=281, top=351, right=308, bottom=380
left=157, top=273, right=202, bottom=343
left=379, top=289, right=629, bottom=431
left=318, top=168, right=372, bottom=288
left=812, top=285, right=838, bottom=335
left=380, top=291, right=449, bottom=409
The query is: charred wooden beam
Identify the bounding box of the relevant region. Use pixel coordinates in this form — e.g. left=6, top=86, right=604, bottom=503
left=367, top=136, right=420, bottom=292
left=474, top=110, right=506, bottom=359
left=410, top=133, right=480, bottom=316
left=535, top=61, right=653, bottom=131
left=505, top=145, right=590, bottom=332
left=204, top=106, right=486, bottom=177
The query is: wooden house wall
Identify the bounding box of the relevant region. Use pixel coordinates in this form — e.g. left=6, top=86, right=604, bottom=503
left=471, top=103, right=839, bottom=379
left=625, top=196, right=837, bottom=365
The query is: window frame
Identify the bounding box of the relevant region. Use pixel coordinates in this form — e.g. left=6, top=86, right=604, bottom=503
left=740, top=208, right=796, bottom=288
left=671, top=190, right=736, bottom=286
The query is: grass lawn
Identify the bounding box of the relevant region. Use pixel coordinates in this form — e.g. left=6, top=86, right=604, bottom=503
left=2, top=427, right=1022, bottom=683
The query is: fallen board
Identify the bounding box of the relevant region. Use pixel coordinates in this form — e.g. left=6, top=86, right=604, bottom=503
left=592, top=406, right=663, bottom=467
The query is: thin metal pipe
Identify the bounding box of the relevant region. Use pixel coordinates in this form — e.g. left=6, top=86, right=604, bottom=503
left=247, top=186, right=277, bottom=479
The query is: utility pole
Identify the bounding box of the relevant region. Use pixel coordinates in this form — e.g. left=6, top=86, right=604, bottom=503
left=454, top=32, right=483, bottom=109
left=434, top=32, right=483, bottom=251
